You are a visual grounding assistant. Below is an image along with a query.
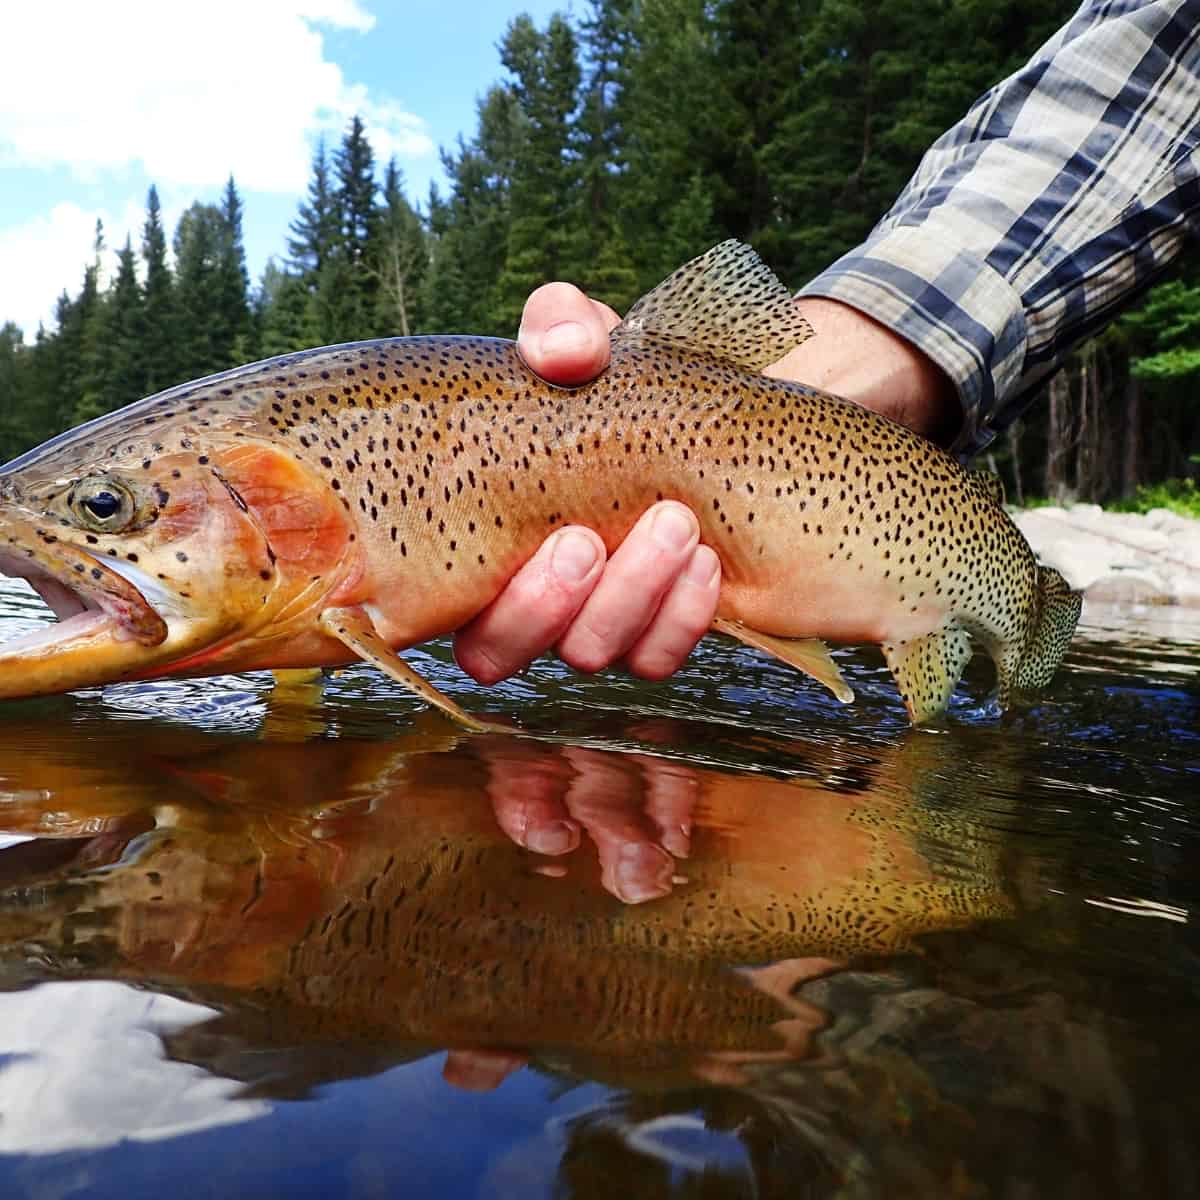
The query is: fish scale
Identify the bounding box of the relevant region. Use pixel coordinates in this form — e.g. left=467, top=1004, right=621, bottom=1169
left=0, top=241, right=1080, bottom=723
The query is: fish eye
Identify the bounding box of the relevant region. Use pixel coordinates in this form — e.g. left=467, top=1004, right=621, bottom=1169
left=71, top=477, right=136, bottom=532
left=84, top=491, right=122, bottom=519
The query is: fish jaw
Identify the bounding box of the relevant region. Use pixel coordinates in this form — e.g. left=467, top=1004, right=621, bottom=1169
left=0, top=463, right=286, bottom=698
left=0, top=512, right=174, bottom=697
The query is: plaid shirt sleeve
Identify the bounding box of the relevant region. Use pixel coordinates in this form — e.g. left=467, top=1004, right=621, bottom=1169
left=798, top=0, right=1200, bottom=457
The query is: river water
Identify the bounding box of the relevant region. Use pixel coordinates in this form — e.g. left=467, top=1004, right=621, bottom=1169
left=0, top=575, right=1194, bottom=1199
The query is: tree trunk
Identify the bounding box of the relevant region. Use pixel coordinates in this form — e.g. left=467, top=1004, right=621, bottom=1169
left=1045, top=370, right=1071, bottom=500
left=1122, top=374, right=1141, bottom=498
left=1007, top=421, right=1025, bottom=506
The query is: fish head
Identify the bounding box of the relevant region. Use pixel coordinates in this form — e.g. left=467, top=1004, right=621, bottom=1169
left=0, top=414, right=357, bottom=697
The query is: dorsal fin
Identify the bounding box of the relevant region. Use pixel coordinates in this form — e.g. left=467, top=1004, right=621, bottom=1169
left=612, top=240, right=814, bottom=371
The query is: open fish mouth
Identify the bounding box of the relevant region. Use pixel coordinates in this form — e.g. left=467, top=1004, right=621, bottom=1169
left=0, top=519, right=167, bottom=661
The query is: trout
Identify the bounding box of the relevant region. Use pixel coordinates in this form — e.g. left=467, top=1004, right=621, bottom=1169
left=0, top=242, right=1079, bottom=725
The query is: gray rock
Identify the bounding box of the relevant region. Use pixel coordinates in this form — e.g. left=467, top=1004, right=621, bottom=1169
left=1011, top=503, right=1200, bottom=608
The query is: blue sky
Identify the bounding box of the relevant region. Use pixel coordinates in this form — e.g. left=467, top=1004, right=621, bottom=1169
left=0, top=0, right=572, bottom=339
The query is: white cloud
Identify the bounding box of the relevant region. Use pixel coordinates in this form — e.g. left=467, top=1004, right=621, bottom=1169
left=0, top=982, right=267, bottom=1154
left=0, top=1, right=433, bottom=193
left=0, top=202, right=129, bottom=337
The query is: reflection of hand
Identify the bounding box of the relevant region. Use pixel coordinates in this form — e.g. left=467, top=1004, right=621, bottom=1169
left=442, top=1048, right=528, bottom=1092
left=480, top=741, right=699, bottom=905
left=453, top=283, right=721, bottom=688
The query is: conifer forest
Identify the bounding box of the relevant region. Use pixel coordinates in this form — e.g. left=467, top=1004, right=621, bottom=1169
left=2, top=0, right=1196, bottom=504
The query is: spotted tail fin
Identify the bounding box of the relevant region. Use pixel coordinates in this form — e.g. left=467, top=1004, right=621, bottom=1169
left=1015, top=565, right=1082, bottom=690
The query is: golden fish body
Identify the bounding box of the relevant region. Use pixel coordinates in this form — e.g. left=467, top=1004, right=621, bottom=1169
left=0, top=242, right=1079, bottom=722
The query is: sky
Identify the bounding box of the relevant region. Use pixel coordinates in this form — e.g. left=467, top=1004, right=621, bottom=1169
left=0, top=0, right=570, bottom=340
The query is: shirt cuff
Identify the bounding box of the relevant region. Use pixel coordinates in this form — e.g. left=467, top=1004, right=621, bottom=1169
left=798, top=225, right=1028, bottom=457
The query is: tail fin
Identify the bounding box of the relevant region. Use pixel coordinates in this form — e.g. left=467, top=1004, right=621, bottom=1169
left=1015, top=565, right=1082, bottom=690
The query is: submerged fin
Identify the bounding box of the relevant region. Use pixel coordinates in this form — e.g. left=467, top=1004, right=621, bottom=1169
left=1014, top=565, right=1082, bottom=690
left=319, top=606, right=510, bottom=734
left=270, top=668, right=325, bottom=689
left=263, top=668, right=327, bottom=741
left=613, top=240, right=814, bottom=371
left=712, top=616, right=854, bottom=704
left=882, top=627, right=973, bottom=724
left=968, top=468, right=1006, bottom=506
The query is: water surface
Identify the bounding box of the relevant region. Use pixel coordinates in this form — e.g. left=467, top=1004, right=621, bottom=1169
left=0, top=576, right=1195, bottom=1199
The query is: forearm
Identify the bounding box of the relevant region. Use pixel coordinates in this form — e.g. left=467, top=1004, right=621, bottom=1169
left=801, top=0, right=1200, bottom=456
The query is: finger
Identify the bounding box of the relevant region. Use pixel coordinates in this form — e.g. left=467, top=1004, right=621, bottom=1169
left=518, top=282, right=619, bottom=386
left=636, top=755, right=702, bottom=860
left=623, top=544, right=720, bottom=680
left=442, top=1049, right=528, bottom=1092
left=557, top=502, right=700, bottom=674
left=455, top=527, right=606, bottom=684
left=482, top=744, right=581, bottom=857
left=561, top=747, right=677, bottom=905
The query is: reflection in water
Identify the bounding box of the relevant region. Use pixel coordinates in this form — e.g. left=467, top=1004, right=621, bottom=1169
left=0, top=718, right=1012, bottom=1111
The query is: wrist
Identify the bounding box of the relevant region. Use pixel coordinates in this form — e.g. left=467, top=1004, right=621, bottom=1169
left=766, top=297, right=960, bottom=444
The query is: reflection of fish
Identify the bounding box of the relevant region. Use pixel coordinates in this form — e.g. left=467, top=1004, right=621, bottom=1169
left=0, top=240, right=1078, bottom=725
left=0, top=719, right=1013, bottom=1092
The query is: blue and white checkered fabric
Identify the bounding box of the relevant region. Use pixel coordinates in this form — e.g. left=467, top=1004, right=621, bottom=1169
left=800, top=0, right=1200, bottom=456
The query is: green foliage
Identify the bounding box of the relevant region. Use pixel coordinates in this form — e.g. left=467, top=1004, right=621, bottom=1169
left=141, top=185, right=177, bottom=395
left=372, top=158, right=427, bottom=336
left=0, top=0, right=1191, bottom=506
left=1110, top=479, right=1200, bottom=519
left=493, top=14, right=587, bottom=330
left=1121, top=280, right=1200, bottom=382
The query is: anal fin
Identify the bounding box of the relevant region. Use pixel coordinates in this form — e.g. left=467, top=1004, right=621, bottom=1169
left=712, top=617, right=854, bottom=704
left=882, top=627, right=972, bottom=724
left=319, top=606, right=510, bottom=734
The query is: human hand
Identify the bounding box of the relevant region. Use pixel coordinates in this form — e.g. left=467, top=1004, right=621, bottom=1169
left=454, top=282, right=721, bottom=686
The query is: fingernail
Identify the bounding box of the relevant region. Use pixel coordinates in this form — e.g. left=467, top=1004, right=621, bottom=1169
left=550, top=530, right=599, bottom=582
left=526, top=820, right=579, bottom=856
left=660, top=823, right=691, bottom=859
left=538, top=321, right=589, bottom=359
left=614, top=843, right=674, bottom=904
left=650, top=504, right=695, bottom=551
left=684, top=545, right=719, bottom=587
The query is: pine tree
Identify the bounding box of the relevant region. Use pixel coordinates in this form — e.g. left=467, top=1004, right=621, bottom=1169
left=215, top=175, right=253, bottom=363
left=493, top=14, right=586, bottom=331
left=256, top=260, right=314, bottom=356
left=74, top=237, right=145, bottom=424
left=616, top=0, right=725, bottom=288
left=173, top=202, right=224, bottom=379
left=0, top=322, right=32, bottom=462
left=141, top=185, right=178, bottom=394
left=433, top=86, right=525, bottom=333
left=420, top=184, right=474, bottom=333
left=287, top=137, right=339, bottom=275
left=50, top=222, right=106, bottom=432
left=371, top=157, right=427, bottom=336
left=576, top=0, right=639, bottom=310
left=329, top=115, right=380, bottom=340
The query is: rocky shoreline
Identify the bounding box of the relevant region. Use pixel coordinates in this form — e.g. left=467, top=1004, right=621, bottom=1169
left=1012, top=504, right=1200, bottom=608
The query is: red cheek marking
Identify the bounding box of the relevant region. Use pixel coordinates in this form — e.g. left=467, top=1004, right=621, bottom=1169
left=215, top=446, right=352, bottom=575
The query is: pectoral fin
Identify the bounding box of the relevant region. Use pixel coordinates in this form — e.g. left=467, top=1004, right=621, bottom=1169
left=319, top=606, right=509, bottom=734
left=882, top=627, right=972, bottom=724
left=712, top=617, right=854, bottom=704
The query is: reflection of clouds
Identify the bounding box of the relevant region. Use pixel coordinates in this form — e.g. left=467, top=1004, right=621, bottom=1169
left=0, top=982, right=268, bottom=1154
